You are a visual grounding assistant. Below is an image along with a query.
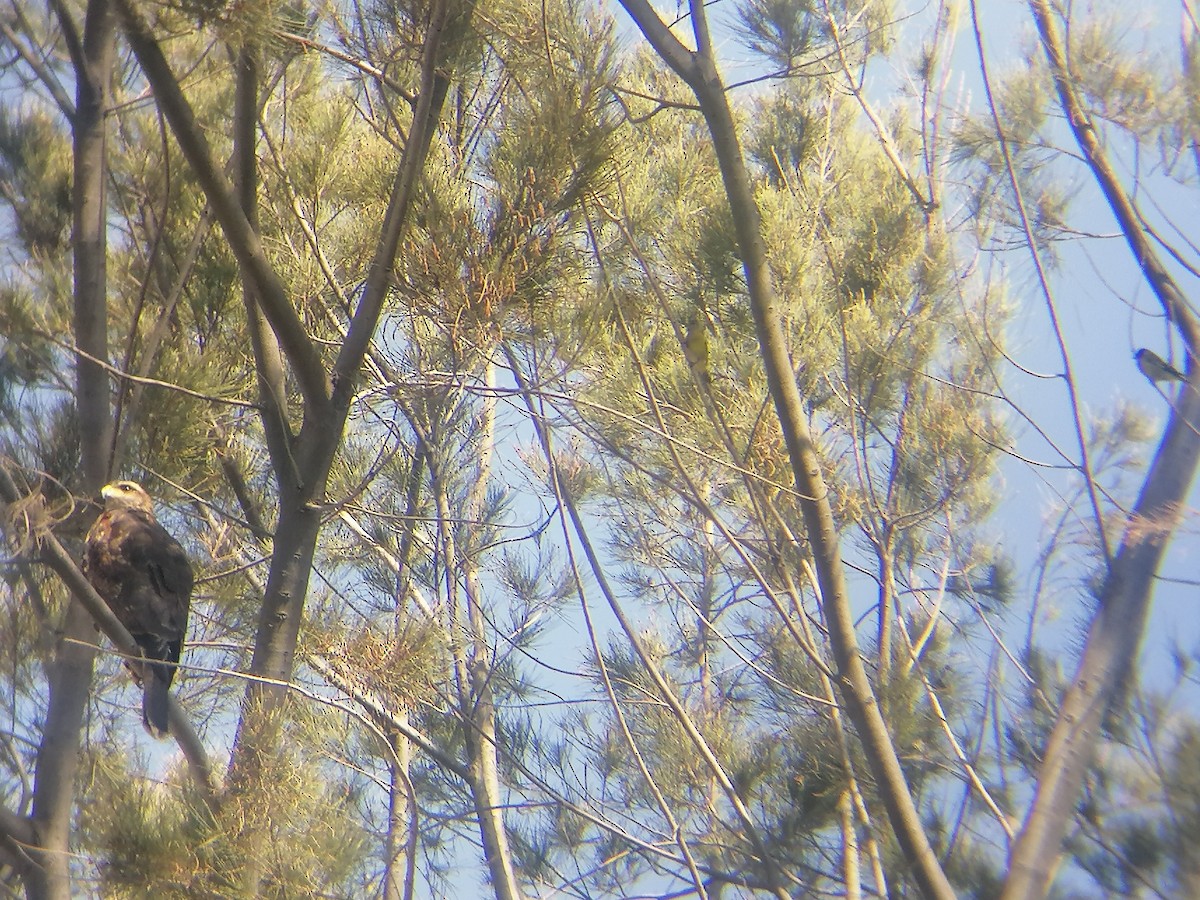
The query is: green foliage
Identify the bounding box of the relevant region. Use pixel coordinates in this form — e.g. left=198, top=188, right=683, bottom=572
left=736, top=0, right=895, bottom=71
left=1160, top=724, right=1200, bottom=894
left=80, top=751, right=197, bottom=896
left=0, top=108, right=72, bottom=255
left=0, top=0, right=1195, bottom=898
left=81, top=743, right=368, bottom=898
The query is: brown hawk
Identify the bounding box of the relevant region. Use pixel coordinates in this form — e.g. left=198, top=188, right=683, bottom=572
left=83, top=480, right=192, bottom=738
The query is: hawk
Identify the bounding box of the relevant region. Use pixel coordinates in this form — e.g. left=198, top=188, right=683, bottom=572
left=83, top=480, right=192, bottom=738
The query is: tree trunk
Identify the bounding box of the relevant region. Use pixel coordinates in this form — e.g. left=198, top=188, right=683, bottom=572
left=1001, top=4, right=1200, bottom=895
left=460, top=361, right=524, bottom=900
left=26, top=2, right=115, bottom=896
left=382, top=730, right=414, bottom=900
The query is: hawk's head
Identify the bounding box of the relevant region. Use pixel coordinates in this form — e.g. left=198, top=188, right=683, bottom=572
left=100, top=480, right=155, bottom=516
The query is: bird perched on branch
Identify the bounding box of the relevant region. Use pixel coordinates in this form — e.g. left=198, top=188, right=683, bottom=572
left=1135, top=348, right=1188, bottom=384
left=83, top=480, right=192, bottom=738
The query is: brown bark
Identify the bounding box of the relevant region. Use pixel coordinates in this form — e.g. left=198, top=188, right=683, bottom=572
left=24, top=2, right=114, bottom=896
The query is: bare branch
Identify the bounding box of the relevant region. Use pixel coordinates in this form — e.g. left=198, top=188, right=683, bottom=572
left=44, top=336, right=261, bottom=410
left=333, top=0, right=469, bottom=407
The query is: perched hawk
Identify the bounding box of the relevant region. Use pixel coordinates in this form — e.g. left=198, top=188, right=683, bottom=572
left=83, top=480, right=192, bottom=738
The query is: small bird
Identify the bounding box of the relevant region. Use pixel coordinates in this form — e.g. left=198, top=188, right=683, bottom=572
left=83, top=480, right=192, bottom=737
left=1135, top=348, right=1188, bottom=384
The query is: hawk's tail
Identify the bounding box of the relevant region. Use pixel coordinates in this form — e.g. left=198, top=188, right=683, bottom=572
left=141, top=666, right=172, bottom=738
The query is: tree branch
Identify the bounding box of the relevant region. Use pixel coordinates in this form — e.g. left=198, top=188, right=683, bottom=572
left=1000, top=3, right=1200, bottom=896
left=1028, top=0, right=1199, bottom=358
left=111, top=0, right=331, bottom=416
left=616, top=0, right=699, bottom=83
left=0, top=466, right=218, bottom=801
left=616, top=3, right=957, bottom=897
left=0, top=804, right=34, bottom=873
left=333, top=0, right=469, bottom=408
left=0, top=17, right=76, bottom=122
left=232, top=41, right=304, bottom=495
left=24, top=2, right=116, bottom=893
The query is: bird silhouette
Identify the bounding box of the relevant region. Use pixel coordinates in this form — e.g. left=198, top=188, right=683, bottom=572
left=1135, top=348, right=1188, bottom=384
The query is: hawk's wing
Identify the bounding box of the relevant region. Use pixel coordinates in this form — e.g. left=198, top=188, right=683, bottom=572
left=85, top=508, right=192, bottom=661
left=83, top=504, right=193, bottom=737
